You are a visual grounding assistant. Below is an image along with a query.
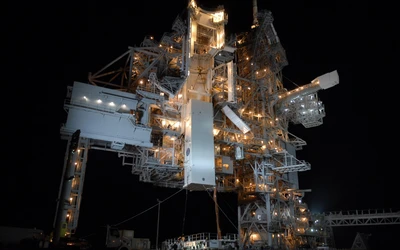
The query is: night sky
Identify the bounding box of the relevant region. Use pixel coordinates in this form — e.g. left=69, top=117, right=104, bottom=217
left=4, top=0, right=399, bottom=249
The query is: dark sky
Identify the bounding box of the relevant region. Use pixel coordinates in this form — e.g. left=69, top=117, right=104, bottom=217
left=4, top=0, right=399, bottom=249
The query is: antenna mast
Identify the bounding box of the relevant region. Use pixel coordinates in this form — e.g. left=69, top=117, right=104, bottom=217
left=252, top=0, right=259, bottom=28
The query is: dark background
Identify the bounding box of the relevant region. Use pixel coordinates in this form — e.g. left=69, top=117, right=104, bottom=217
left=4, top=0, right=398, bottom=249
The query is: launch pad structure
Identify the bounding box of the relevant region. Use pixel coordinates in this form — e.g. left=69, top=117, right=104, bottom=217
left=53, top=0, right=400, bottom=249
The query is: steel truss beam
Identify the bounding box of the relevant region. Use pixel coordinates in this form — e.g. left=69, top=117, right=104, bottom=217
left=323, top=209, right=400, bottom=227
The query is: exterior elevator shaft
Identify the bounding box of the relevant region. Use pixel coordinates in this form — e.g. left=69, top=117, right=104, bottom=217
left=53, top=130, right=81, bottom=244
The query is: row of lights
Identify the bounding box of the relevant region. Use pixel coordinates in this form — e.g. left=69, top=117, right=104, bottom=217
left=82, top=96, right=129, bottom=109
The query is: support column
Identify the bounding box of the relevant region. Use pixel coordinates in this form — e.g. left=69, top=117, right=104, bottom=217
left=265, top=193, right=272, bottom=246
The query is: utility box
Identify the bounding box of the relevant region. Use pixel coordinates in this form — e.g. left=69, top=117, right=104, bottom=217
left=131, top=238, right=151, bottom=249
left=215, top=156, right=233, bottom=174
left=119, top=229, right=134, bottom=238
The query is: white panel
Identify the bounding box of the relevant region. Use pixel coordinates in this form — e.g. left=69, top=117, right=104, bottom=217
left=227, top=61, right=235, bottom=102
left=221, top=105, right=251, bottom=134
left=62, top=81, right=153, bottom=147
left=198, top=13, right=214, bottom=28
left=63, top=109, right=153, bottom=147
left=184, top=99, right=215, bottom=190
left=209, top=241, right=219, bottom=248
left=314, top=70, right=339, bottom=90
left=223, top=45, right=236, bottom=53
left=284, top=141, right=299, bottom=189
left=70, top=81, right=139, bottom=113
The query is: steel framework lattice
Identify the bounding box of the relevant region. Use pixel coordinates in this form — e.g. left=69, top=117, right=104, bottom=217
left=52, top=1, right=399, bottom=249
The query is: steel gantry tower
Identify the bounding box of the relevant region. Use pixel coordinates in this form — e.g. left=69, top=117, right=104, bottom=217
left=52, top=0, right=398, bottom=249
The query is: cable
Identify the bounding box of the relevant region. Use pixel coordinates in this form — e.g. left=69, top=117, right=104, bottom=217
left=113, top=187, right=185, bottom=227
left=80, top=232, right=96, bottom=239
left=80, top=188, right=185, bottom=239
left=203, top=185, right=238, bottom=231
left=181, top=189, right=188, bottom=235
left=218, top=193, right=237, bottom=219
left=283, top=75, right=299, bottom=88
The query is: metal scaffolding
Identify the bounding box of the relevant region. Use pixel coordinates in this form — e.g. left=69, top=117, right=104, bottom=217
left=53, top=1, right=399, bottom=249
